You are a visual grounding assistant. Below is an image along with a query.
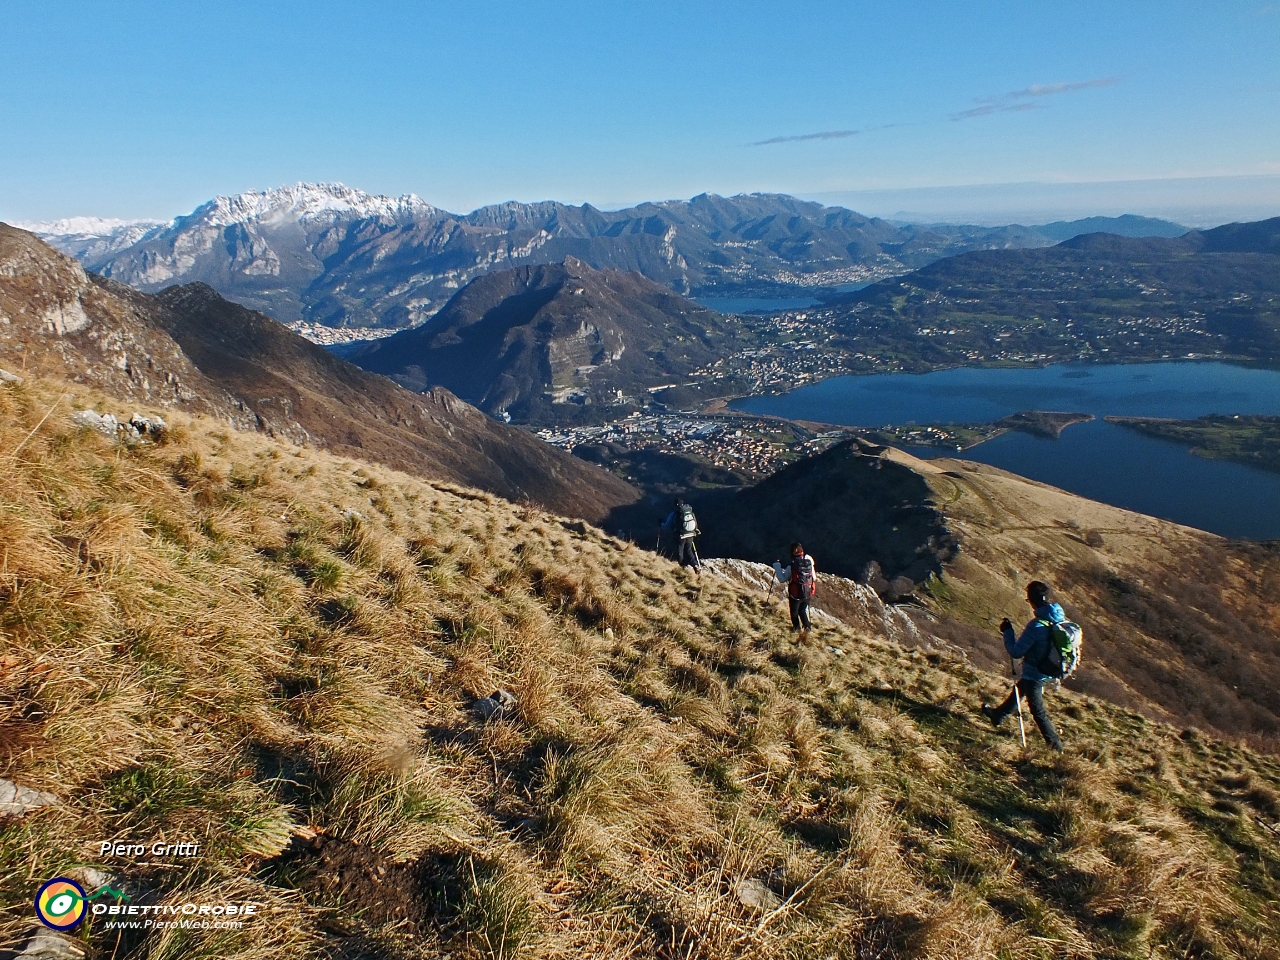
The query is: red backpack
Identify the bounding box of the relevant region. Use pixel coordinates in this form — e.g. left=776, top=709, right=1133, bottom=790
left=789, top=555, right=815, bottom=599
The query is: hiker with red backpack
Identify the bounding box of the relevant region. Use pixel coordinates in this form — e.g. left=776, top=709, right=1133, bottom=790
left=981, top=580, right=1082, bottom=753
left=772, top=543, right=816, bottom=638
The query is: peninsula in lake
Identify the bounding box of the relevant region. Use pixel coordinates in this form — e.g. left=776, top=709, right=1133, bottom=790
left=1107, top=414, right=1280, bottom=474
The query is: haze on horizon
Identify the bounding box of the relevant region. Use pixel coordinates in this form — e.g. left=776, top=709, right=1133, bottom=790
left=2, top=0, right=1278, bottom=226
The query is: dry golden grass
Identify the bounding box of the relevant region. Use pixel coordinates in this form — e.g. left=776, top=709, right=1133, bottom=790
left=1, top=375, right=1279, bottom=960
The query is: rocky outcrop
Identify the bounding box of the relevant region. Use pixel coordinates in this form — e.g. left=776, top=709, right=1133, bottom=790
left=0, top=226, right=642, bottom=522
left=700, top=558, right=929, bottom=650
left=69, top=410, right=168, bottom=442
left=0, top=223, right=246, bottom=419
left=9, top=929, right=87, bottom=959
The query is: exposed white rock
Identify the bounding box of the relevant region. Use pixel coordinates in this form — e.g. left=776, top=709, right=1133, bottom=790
left=40, top=297, right=91, bottom=336
left=70, top=410, right=167, bottom=442
left=0, top=367, right=22, bottom=384
left=0, top=778, right=58, bottom=816
left=190, top=182, right=439, bottom=228
left=71, top=409, right=118, bottom=437
left=16, top=216, right=160, bottom=237
left=12, top=929, right=87, bottom=958
left=700, top=557, right=926, bottom=647
left=16, top=218, right=168, bottom=266
left=67, top=865, right=145, bottom=902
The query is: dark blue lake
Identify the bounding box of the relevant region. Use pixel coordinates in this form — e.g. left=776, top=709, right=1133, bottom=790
left=731, top=362, right=1280, bottom=540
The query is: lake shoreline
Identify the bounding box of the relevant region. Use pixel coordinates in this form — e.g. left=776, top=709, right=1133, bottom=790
left=1106, top=414, right=1280, bottom=476
left=721, top=360, right=1280, bottom=541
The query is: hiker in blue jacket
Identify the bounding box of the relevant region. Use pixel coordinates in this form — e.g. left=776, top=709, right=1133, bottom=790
left=982, top=580, right=1065, bottom=752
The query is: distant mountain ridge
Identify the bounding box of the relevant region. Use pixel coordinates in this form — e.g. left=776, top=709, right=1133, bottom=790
left=1029, top=214, right=1188, bottom=242
left=813, top=216, right=1280, bottom=371
left=30, top=183, right=1065, bottom=329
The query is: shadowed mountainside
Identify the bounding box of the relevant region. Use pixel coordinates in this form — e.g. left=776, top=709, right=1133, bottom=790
left=0, top=223, right=640, bottom=522
left=150, top=282, right=641, bottom=521
left=350, top=258, right=750, bottom=424
left=673, top=439, right=958, bottom=586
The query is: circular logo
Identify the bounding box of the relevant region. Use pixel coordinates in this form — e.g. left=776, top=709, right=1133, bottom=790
left=35, top=878, right=87, bottom=931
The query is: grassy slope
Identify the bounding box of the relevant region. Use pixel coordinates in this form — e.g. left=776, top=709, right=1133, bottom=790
left=2, top=377, right=1280, bottom=960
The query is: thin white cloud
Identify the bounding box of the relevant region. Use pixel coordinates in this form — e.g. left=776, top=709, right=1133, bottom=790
left=751, top=123, right=904, bottom=147
left=951, top=102, right=1042, bottom=120
left=1014, top=77, right=1122, bottom=98
left=952, top=76, right=1121, bottom=120
left=752, top=129, right=860, bottom=146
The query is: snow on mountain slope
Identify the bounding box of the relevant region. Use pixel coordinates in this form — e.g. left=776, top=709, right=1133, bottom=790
left=183, top=182, right=439, bottom=228
left=18, top=217, right=168, bottom=263
left=34, top=184, right=448, bottom=321
left=16, top=216, right=160, bottom=236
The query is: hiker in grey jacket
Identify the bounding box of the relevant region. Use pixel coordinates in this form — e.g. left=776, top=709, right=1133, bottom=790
left=982, top=580, right=1065, bottom=752
left=661, top=498, right=701, bottom=573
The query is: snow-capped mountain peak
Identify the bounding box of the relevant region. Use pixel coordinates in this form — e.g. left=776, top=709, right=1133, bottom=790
left=189, top=182, right=440, bottom=227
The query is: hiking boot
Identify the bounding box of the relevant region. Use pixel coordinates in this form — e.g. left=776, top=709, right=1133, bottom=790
left=981, top=704, right=1002, bottom=728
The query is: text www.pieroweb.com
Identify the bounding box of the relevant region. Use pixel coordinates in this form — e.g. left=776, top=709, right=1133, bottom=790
left=94, top=902, right=258, bottom=930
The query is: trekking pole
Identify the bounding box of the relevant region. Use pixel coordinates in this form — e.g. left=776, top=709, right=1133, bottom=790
left=1013, top=686, right=1028, bottom=747
left=1010, top=657, right=1027, bottom=747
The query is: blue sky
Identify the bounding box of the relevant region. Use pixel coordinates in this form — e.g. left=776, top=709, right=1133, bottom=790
left=2, top=0, right=1278, bottom=223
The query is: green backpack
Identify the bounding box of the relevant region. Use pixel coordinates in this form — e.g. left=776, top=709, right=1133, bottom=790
left=1037, top=619, right=1083, bottom=679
